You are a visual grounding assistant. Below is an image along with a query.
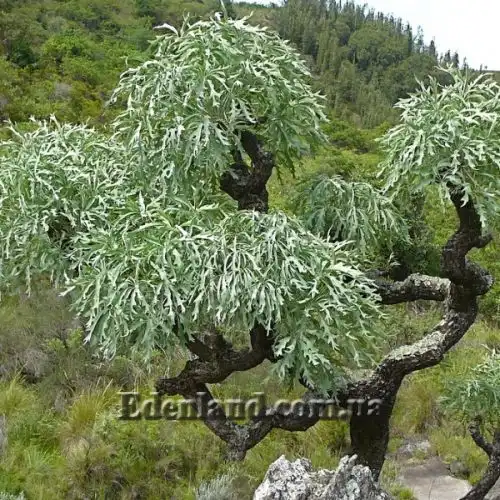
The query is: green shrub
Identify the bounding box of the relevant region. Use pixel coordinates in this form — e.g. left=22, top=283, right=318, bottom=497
left=196, top=473, right=237, bottom=500
left=0, top=493, right=25, bottom=500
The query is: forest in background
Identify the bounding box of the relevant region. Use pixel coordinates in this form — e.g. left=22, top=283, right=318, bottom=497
left=0, top=0, right=487, bottom=127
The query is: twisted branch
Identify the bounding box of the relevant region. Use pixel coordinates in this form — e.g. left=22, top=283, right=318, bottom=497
left=460, top=419, right=500, bottom=500
left=220, top=131, right=274, bottom=212
left=156, top=171, right=495, bottom=467
left=468, top=416, right=494, bottom=457
left=374, top=274, right=449, bottom=304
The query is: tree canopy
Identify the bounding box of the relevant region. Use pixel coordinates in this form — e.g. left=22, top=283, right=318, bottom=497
left=0, top=14, right=390, bottom=393
left=379, top=68, right=500, bottom=227
left=1, top=6, right=500, bottom=499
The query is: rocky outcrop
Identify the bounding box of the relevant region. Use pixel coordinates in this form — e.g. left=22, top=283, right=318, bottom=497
left=253, top=454, right=392, bottom=500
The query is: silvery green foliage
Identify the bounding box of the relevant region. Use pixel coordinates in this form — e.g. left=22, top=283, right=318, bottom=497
left=68, top=205, right=382, bottom=392
left=109, top=14, right=328, bottom=187
left=0, top=494, right=25, bottom=500
left=0, top=118, right=134, bottom=294
left=0, top=15, right=384, bottom=391
left=440, top=350, right=500, bottom=431
left=196, top=473, right=236, bottom=500
left=293, top=174, right=408, bottom=252
left=379, top=66, right=500, bottom=227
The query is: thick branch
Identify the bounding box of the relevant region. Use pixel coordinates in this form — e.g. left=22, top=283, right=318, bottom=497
left=157, top=326, right=332, bottom=459
left=179, top=325, right=234, bottom=361
left=220, top=131, right=275, bottom=212
left=369, top=190, right=493, bottom=381
left=169, top=384, right=327, bottom=460
left=460, top=425, right=500, bottom=500
left=468, top=417, right=494, bottom=457
left=156, top=324, right=275, bottom=395
left=441, top=189, right=494, bottom=295
left=185, top=337, right=213, bottom=361
left=374, top=306, right=478, bottom=380
left=375, top=274, right=449, bottom=304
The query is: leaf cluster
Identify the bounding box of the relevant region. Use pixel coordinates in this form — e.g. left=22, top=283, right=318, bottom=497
left=292, top=173, right=407, bottom=253
left=0, top=16, right=384, bottom=391
left=440, top=350, right=500, bottom=431
left=379, top=66, right=500, bottom=227
left=109, top=14, right=328, bottom=190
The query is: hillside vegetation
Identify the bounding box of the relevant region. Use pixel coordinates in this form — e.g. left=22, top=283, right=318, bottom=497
left=0, top=0, right=226, bottom=123
left=0, top=0, right=466, bottom=127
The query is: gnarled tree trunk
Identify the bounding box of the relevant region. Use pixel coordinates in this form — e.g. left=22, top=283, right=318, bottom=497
left=156, top=137, right=494, bottom=489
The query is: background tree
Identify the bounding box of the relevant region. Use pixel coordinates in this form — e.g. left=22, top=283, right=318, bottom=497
left=275, top=0, right=454, bottom=126
left=0, top=12, right=388, bottom=419
left=0, top=0, right=483, bottom=129
left=429, top=39, right=437, bottom=57
left=441, top=351, right=500, bottom=499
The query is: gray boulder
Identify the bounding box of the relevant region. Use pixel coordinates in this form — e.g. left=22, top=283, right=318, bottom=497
left=486, top=478, right=500, bottom=500
left=254, top=454, right=393, bottom=500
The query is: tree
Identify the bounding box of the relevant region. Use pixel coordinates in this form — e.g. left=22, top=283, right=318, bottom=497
left=274, top=0, right=443, bottom=127
left=406, top=24, right=413, bottom=55
left=441, top=351, right=500, bottom=499
left=443, top=49, right=452, bottom=65
left=0, top=10, right=45, bottom=68
left=0, top=14, right=498, bottom=496
left=429, top=39, right=437, bottom=57
left=415, top=26, right=424, bottom=52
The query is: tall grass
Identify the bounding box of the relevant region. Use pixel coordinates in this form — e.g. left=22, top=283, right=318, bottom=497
left=0, top=274, right=498, bottom=498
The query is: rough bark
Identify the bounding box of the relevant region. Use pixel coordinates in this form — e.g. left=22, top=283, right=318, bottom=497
left=156, top=144, right=494, bottom=487
left=219, top=130, right=274, bottom=212
left=373, top=274, right=449, bottom=304
left=156, top=324, right=275, bottom=391
left=345, top=190, right=493, bottom=479
left=347, top=381, right=400, bottom=479
left=459, top=420, right=500, bottom=500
